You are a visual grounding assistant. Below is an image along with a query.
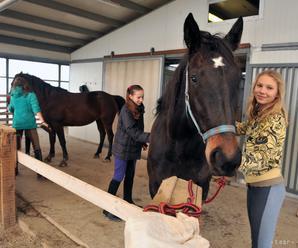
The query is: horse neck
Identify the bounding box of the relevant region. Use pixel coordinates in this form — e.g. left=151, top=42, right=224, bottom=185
left=31, top=82, right=51, bottom=105
left=165, top=90, right=198, bottom=141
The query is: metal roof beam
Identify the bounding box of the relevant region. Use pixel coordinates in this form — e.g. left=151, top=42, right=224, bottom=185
left=0, top=52, right=70, bottom=64
left=112, top=0, right=151, bottom=13
left=98, top=0, right=151, bottom=14
left=24, top=0, right=124, bottom=27
left=1, top=9, right=101, bottom=37
left=0, top=34, right=73, bottom=53
left=0, top=23, right=86, bottom=45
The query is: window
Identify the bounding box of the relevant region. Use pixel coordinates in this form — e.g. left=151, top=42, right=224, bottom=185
left=45, top=81, right=59, bottom=87
left=9, top=60, right=58, bottom=80
left=0, top=58, right=6, bottom=77
left=0, top=78, right=6, bottom=94
left=61, top=65, right=69, bottom=81
left=208, top=0, right=260, bottom=23
left=0, top=58, right=7, bottom=94
left=1, top=58, right=69, bottom=93
left=60, top=82, right=69, bottom=90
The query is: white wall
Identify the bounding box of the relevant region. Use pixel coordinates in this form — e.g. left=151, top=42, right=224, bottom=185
left=69, top=0, right=298, bottom=142
left=68, top=62, right=103, bottom=142
left=69, top=62, right=103, bottom=92
left=72, top=0, right=298, bottom=63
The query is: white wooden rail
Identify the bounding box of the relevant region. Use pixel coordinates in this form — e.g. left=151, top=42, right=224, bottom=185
left=0, top=126, right=209, bottom=248
left=17, top=152, right=143, bottom=221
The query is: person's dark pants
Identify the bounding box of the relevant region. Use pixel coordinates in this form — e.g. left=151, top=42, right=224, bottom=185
left=112, top=157, right=136, bottom=203
left=16, top=129, right=43, bottom=178
left=103, top=158, right=137, bottom=220
left=16, top=129, right=41, bottom=151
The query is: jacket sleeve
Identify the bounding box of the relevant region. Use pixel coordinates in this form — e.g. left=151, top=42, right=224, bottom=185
left=236, top=121, right=248, bottom=135
left=122, top=110, right=150, bottom=143
left=8, top=99, right=14, bottom=113
left=29, top=93, right=41, bottom=114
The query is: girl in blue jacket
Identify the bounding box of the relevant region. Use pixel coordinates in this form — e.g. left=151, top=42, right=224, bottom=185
left=9, top=77, right=49, bottom=177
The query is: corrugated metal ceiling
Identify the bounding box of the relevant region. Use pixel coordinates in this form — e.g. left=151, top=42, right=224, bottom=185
left=0, top=0, right=173, bottom=54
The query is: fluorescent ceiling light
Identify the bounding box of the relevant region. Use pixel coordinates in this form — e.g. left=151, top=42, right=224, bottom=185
left=208, top=13, right=223, bottom=22
left=95, top=0, right=121, bottom=8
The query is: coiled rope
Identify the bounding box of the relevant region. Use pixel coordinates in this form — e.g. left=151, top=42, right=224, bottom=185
left=143, top=177, right=226, bottom=218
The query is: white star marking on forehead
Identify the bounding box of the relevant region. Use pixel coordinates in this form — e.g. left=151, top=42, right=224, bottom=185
left=212, top=56, right=225, bottom=68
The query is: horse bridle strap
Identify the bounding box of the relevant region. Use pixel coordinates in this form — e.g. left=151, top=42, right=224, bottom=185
left=184, top=64, right=236, bottom=142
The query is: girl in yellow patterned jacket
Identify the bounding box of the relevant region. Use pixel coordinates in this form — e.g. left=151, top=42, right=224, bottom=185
left=237, top=70, right=287, bottom=248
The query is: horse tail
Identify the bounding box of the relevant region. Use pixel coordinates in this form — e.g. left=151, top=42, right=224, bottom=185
left=79, top=85, right=89, bottom=93
left=113, top=95, right=125, bottom=113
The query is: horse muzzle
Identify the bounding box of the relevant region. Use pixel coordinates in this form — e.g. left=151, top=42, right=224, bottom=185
left=205, top=133, right=241, bottom=176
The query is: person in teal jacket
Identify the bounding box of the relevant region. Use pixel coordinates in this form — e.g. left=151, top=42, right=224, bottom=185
left=9, top=77, right=49, bottom=178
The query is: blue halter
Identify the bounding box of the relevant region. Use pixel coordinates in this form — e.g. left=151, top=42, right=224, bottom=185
left=184, top=65, right=236, bottom=143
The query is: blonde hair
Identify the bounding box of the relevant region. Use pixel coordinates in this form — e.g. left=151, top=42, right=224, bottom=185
left=246, top=70, right=287, bottom=122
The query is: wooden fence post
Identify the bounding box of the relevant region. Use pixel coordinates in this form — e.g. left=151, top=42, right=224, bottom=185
left=0, top=125, right=16, bottom=228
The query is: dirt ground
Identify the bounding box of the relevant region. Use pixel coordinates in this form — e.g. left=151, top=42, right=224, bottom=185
left=1, top=130, right=298, bottom=248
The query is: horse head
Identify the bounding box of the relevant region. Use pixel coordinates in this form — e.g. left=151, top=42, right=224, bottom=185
left=182, top=13, right=243, bottom=176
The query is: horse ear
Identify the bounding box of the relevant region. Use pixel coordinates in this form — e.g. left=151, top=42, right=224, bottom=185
left=224, top=17, right=243, bottom=51
left=184, top=13, right=201, bottom=53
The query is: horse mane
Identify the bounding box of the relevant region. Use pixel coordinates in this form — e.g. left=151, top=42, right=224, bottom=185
left=17, top=73, right=68, bottom=99
left=113, top=95, right=125, bottom=113
left=156, top=57, right=187, bottom=116
left=79, top=85, right=90, bottom=92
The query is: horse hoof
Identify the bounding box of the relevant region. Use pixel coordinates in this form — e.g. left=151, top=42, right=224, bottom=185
left=93, top=154, right=100, bottom=159
left=102, top=158, right=111, bottom=163
left=59, top=161, right=68, bottom=167
left=45, top=156, right=52, bottom=162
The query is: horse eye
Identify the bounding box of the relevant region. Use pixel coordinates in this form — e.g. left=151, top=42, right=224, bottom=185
left=191, top=75, right=198, bottom=83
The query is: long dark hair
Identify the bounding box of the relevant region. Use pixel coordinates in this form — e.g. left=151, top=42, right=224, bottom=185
left=126, top=84, right=144, bottom=120
left=12, top=76, right=32, bottom=93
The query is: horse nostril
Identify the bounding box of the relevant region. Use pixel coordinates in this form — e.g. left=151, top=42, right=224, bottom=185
left=210, top=147, right=242, bottom=174
left=210, top=149, right=222, bottom=164
left=223, top=150, right=241, bottom=172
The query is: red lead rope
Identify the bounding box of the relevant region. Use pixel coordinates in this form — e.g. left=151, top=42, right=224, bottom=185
left=143, top=177, right=226, bottom=218
left=204, top=177, right=226, bottom=204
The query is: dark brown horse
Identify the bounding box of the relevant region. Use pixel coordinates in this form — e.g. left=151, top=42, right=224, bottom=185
left=147, top=13, right=243, bottom=200
left=12, top=73, right=125, bottom=166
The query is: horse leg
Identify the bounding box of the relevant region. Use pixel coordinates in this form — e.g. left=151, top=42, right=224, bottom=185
left=55, top=125, right=68, bottom=167
left=201, top=180, right=210, bottom=201
left=45, top=129, right=56, bottom=162
left=103, top=124, right=114, bottom=162
left=149, top=179, right=161, bottom=199
left=94, top=120, right=106, bottom=159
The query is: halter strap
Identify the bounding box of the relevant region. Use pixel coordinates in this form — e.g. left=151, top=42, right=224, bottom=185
left=184, top=64, right=236, bottom=142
